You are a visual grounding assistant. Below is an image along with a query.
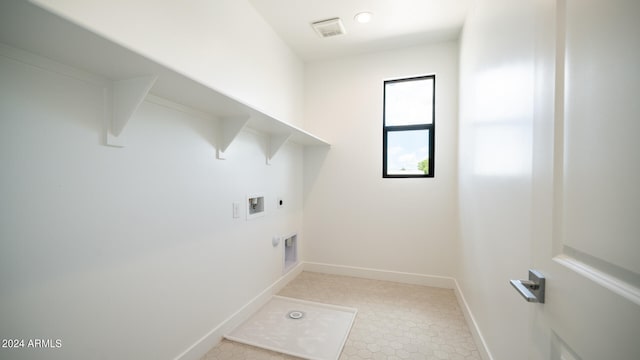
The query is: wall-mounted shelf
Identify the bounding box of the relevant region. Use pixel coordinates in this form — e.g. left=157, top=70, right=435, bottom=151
left=0, top=0, right=330, bottom=158
left=217, top=116, right=250, bottom=160
left=108, top=75, right=158, bottom=147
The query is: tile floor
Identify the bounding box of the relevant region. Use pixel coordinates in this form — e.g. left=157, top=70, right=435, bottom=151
left=201, top=272, right=481, bottom=360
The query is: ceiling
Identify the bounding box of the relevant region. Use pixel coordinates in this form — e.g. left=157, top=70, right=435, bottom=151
left=248, top=0, right=471, bottom=62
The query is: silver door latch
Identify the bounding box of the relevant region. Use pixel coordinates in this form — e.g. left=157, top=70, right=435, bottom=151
left=510, top=269, right=545, bottom=303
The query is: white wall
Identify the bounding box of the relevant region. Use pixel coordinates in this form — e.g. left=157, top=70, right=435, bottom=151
left=457, top=1, right=538, bottom=358
left=30, top=0, right=305, bottom=127
left=0, top=50, right=303, bottom=359
left=303, top=42, right=459, bottom=277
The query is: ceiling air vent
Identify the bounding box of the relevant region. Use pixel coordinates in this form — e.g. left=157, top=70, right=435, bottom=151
left=311, top=17, right=346, bottom=38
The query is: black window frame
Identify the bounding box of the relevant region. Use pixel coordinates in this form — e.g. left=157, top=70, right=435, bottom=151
left=382, top=74, right=435, bottom=178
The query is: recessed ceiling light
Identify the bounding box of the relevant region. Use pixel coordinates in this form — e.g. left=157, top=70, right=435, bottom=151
left=354, top=12, right=373, bottom=24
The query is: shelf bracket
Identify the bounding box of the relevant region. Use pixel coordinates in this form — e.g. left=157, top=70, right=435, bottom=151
left=216, top=115, right=250, bottom=159
left=106, top=75, right=157, bottom=147
left=266, top=133, right=292, bottom=165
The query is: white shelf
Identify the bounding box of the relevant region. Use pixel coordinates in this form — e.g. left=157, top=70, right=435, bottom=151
left=0, top=0, right=330, bottom=155
left=108, top=75, right=158, bottom=147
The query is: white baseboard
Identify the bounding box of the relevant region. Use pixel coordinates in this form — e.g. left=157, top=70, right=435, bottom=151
left=305, top=262, right=493, bottom=360
left=453, top=279, right=494, bottom=360
left=174, top=261, right=492, bottom=360
left=173, top=262, right=304, bottom=360
left=303, top=261, right=456, bottom=289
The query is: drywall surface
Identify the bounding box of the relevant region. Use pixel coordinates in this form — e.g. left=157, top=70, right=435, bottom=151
left=303, top=42, right=459, bottom=277
left=0, top=53, right=303, bottom=360
left=30, top=0, right=304, bottom=127
left=457, top=1, right=537, bottom=358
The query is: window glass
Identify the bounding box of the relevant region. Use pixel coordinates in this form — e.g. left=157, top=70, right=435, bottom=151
left=386, top=130, right=430, bottom=175
left=384, top=77, right=434, bottom=126
left=383, top=75, right=435, bottom=178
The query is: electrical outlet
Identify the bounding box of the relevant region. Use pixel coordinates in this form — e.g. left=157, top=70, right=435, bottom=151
left=232, top=202, right=239, bottom=219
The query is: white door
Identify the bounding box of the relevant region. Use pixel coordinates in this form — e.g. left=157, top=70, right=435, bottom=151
left=525, top=0, right=640, bottom=359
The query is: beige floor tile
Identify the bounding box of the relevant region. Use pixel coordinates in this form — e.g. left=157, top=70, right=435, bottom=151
left=200, top=272, right=480, bottom=360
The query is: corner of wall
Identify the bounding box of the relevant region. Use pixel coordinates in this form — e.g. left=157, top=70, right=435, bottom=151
left=173, top=263, right=305, bottom=360
left=452, top=280, right=495, bottom=360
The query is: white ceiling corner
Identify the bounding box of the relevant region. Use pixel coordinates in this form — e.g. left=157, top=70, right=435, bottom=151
left=248, top=0, right=471, bottom=62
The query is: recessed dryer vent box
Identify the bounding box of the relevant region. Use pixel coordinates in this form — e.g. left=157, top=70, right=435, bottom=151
left=283, top=234, right=298, bottom=274
left=246, top=194, right=265, bottom=220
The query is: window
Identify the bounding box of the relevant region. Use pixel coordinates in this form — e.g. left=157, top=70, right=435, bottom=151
left=383, top=75, right=435, bottom=178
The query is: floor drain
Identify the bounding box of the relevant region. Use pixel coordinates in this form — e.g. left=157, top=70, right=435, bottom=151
left=287, top=310, right=304, bottom=319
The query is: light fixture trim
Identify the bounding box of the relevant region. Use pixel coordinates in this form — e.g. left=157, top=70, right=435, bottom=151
left=354, top=11, right=373, bottom=24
